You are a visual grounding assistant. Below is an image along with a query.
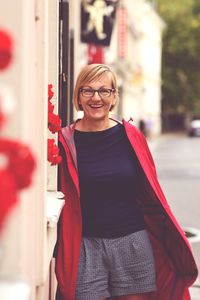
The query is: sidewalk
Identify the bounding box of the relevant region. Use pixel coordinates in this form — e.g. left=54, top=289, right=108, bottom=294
left=190, top=278, right=200, bottom=300
left=148, top=134, right=200, bottom=300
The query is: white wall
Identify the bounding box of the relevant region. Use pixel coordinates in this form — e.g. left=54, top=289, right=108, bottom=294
left=0, top=0, right=60, bottom=299
left=0, top=2, right=42, bottom=294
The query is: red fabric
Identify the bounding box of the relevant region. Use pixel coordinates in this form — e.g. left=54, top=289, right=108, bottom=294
left=88, top=44, right=104, bottom=64
left=0, top=29, right=13, bottom=70
left=56, top=119, right=198, bottom=300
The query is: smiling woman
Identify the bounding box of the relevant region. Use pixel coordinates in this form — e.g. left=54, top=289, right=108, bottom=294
left=55, top=64, right=198, bottom=300
left=73, top=64, right=118, bottom=132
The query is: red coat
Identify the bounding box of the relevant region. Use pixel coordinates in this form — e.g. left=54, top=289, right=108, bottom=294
left=55, top=119, right=198, bottom=300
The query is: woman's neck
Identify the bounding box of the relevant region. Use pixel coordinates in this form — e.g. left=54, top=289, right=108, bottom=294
left=75, top=117, right=117, bottom=132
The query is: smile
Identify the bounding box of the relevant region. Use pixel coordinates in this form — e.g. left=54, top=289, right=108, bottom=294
left=89, top=104, right=104, bottom=108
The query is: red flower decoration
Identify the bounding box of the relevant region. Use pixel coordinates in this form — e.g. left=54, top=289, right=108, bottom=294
left=48, top=99, right=54, bottom=113
left=0, top=108, right=5, bottom=129
left=47, top=138, right=62, bottom=166
left=48, top=84, right=54, bottom=100
left=0, top=29, right=13, bottom=70
left=0, top=139, right=36, bottom=189
left=0, top=168, right=17, bottom=230
left=47, top=84, right=62, bottom=165
left=48, top=112, right=61, bottom=133
left=0, top=138, right=36, bottom=231
left=0, top=88, right=36, bottom=232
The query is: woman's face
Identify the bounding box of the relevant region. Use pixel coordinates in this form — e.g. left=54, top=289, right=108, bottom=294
left=78, top=74, right=117, bottom=121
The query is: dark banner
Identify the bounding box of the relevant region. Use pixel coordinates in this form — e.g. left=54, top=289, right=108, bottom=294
left=81, top=0, right=118, bottom=46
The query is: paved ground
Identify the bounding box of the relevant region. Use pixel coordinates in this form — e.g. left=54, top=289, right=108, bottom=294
left=189, top=276, right=200, bottom=300
left=148, top=133, right=200, bottom=300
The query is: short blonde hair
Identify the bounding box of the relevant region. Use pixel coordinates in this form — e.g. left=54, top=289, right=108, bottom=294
left=73, top=64, right=119, bottom=111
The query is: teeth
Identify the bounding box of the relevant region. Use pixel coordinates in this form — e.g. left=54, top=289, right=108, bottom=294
left=90, top=104, right=103, bottom=108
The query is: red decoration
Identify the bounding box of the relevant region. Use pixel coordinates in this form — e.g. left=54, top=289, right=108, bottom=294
left=0, top=168, right=17, bottom=231
left=88, top=44, right=104, bottom=64
left=48, top=84, right=54, bottom=101
left=48, top=112, right=62, bottom=134
left=48, top=98, right=54, bottom=113
left=0, top=138, right=36, bottom=231
left=47, top=84, right=62, bottom=165
left=0, top=29, right=13, bottom=70
left=0, top=139, right=36, bottom=189
left=0, top=28, right=35, bottom=231
left=0, top=108, right=5, bottom=129
left=47, top=139, right=62, bottom=166
left=0, top=82, right=36, bottom=231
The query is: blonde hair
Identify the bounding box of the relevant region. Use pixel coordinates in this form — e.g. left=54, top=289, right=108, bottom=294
left=73, top=64, right=119, bottom=111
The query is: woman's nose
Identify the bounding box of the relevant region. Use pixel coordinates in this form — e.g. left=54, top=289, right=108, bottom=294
left=92, top=90, right=101, bottom=99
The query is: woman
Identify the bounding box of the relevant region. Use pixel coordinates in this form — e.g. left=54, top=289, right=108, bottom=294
left=55, top=64, right=198, bottom=300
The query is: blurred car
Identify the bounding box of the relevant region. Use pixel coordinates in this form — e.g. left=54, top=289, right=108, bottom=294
left=188, top=119, right=200, bottom=137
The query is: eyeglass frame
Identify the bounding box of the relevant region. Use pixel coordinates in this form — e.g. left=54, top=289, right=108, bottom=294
left=79, top=87, right=116, bottom=98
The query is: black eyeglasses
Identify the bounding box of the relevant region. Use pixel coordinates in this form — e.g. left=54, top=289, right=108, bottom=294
left=79, top=88, right=115, bottom=98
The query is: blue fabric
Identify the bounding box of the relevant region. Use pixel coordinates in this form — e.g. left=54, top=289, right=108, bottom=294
left=74, top=123, right=145, bottom=238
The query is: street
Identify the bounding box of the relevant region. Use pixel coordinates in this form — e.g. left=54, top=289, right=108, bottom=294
left=150, top=132, right=200, bottom=300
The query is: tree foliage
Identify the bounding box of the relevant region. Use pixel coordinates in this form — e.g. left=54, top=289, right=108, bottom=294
left=156, top=0, right=200, bottom=114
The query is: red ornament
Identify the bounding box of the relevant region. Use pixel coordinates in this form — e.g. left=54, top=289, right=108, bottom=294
left=47, top=84, right=62, bottom=165
left=47, top=138, right=62, bottom=166
left=0, top=29, right=13, bottom=70
left=48, top=84, right=54, bottom=100
left=48, top=112, right=61, bottom=133
left=48, top=84, right=61, bottom=134
left=0, top=168, right=17, bottom=230
left=88, top=44, right=104, bottom=64
left=0, top=82, right=36, bottom=231
left=48, top=99, right=54, bottom=113
left=0, top=138, right=36, bottom=231
left=0, top=108, right=5, bottom=129
left=0, top=139, right=36, bottom=189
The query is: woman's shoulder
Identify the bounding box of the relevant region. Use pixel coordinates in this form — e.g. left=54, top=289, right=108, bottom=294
left=59, top=123, right=75, bottom=148
left=60, top=123, right=74, bottom=135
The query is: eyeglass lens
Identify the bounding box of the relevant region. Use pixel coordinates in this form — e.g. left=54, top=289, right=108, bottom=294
left=80, top=88, right=113, bottom=98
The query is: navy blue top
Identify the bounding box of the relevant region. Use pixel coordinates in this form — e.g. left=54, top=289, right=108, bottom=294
left=74, top=123, right=145, bottom=238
